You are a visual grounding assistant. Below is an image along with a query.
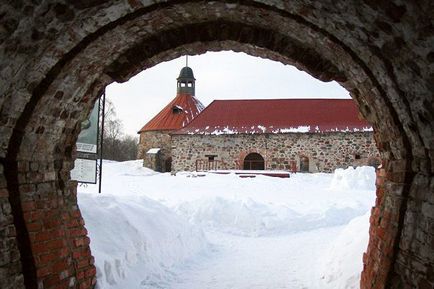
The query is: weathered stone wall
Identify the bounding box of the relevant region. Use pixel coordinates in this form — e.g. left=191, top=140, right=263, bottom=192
left=172, top=132, right=379, bottom=172
left=137, top=131, right=172, bottom=172
left=0, top=163, right=24, bottom=289
left=0, top=1, right=432, bottom=289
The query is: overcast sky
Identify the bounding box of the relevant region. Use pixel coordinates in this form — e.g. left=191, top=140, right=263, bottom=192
left=106, top=51, right=350, bottom=137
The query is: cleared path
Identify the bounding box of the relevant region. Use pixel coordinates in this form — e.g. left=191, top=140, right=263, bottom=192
left=167, top=227, right=343, bottom=289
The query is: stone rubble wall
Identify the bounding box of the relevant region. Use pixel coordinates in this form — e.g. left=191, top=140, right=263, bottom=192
left=137, top=131, right=172, bottom=172
left=171, top=132, right=379, bottom=173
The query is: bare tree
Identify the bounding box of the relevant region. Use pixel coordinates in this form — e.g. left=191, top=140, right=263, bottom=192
left=101, top=99, right=138, bottom=161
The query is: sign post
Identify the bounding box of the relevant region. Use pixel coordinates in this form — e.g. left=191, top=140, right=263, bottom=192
left=71, top=91, right=105, bottom=193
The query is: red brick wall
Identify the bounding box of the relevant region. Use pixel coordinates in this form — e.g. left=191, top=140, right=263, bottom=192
left=11, top=161, right=96, bottom=289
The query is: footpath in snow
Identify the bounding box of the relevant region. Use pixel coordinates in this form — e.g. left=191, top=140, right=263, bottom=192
left=77, top=160, right=376, bottom=289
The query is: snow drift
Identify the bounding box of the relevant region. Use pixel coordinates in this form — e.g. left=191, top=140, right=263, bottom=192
left=78, top=192, right=208, bottom=289
left=317, top=211, right=371, bottom=289
left=78, top=160, right=376, bottom=289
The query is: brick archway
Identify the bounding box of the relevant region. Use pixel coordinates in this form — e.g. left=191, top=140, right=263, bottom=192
left=0, top=1, right=432, bottom=289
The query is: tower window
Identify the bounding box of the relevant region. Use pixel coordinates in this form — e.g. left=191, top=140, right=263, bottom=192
left=172, top=105, right=183, bottom=114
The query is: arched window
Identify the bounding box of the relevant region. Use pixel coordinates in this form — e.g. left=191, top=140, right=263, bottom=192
left=300, top=156, right=309, bottom=172
left=243, top=153, right=265, bottom=170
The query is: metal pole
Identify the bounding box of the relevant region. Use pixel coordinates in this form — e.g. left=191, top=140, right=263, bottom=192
left=98, top=91, right=106, bottom=194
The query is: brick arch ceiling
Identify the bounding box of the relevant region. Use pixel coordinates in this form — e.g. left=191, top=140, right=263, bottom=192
left=0, top=1, right=432, bottom=289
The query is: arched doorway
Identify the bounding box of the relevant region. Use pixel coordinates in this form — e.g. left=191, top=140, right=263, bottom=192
left=243, top=153, right=265, bottom=170
left=300, top=156, right=309, bottom=172
left=0, top=2, right=431, bottom=289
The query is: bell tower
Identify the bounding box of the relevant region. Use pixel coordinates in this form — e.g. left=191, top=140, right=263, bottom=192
left=177, top=61, right=195, bottom=96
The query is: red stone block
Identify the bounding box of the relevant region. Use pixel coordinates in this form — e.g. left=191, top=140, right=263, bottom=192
left=22, top=201, right=36, bottom=212
left=67, top=219, right=80, bottom=228
left=52, top=259, right=68, bottom=272
left=43, top=274, right=60, bottom=288
left=39, top=252, right=57, bottom=264
left=377, top=227, right=386, bottom=240
left=27, top=222, right=43, bottom=232
left=36, top=266, right=51, bottom=278
left=85, top=267, right=96, bottom=278
left=73, top=238, right=84, bottom=247
left=77, top=270, right=85, bottom=280
left=46, top=239, right=65, bottom=250
left=44, top=218, right=61, bottom=229
left=52, top=279, right=71, bottom=289
left=79, top=279, right=91, bottom=289
left=31, top=241, right=49, bottom=255
left=77, top=258, right=89, bottom=269
left=72, top=210, right=82, bottom=218
left=59, top=248, right=68, bottom=258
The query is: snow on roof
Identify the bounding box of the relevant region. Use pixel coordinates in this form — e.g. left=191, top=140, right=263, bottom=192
left=138, top=94, right=204, bottom=133
left=147, top=148, right=161, bottom=154
left=174, top=99, right=372, bottom=135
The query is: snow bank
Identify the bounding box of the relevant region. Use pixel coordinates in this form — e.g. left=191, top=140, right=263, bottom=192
left=317, top=211, right=371, bottom=289
left=172, top=167, right=375, bottom=237
left=78, top=190, right=208, bottom=289
left=175, top=196, right=368, bottom=237
left=77, top=160, right=376, bottom=289
left=329, top=166, right=376, bottom=191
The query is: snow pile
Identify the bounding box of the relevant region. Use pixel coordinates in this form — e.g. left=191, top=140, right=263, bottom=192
left=176, top=197, right=299, bottom=236
left=317, top=211, right=371, bottom=289
left=78, top=175, right=208, bottom=289
left=330, top=166, right=376, bottom=191
left=175, top=196, right=368, bottom=237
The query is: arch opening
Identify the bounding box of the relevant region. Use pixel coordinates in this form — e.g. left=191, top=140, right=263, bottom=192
left=243, top=153, right=265, bottom=170
left=299, top=156, right=310, bottom=173
left=0, top=2, right=432, bottom=289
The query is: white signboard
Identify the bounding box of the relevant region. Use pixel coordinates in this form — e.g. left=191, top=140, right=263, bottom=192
left=71, top=158, right=97, bottom=184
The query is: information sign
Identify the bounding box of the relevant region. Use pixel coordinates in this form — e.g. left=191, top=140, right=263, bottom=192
left=71, top=158, right=97, bottom=184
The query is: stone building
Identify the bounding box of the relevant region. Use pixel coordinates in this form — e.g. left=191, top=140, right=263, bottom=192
left=137, top=66, right=204, bottom=172
left=171, top=99, right=379, bottom=173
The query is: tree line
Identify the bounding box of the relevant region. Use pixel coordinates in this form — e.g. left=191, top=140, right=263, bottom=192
left=100, top=99, right=138, bottom=161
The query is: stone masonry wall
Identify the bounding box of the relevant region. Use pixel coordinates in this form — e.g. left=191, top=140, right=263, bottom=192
left=172, top=132, right=379, bottom=172
left=0, top=163, right=24, bottom=289
left=137, top=131, right=172, bottom=172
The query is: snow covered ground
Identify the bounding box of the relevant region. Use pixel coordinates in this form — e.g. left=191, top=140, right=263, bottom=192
left=77, top=160, right=376, bottom=289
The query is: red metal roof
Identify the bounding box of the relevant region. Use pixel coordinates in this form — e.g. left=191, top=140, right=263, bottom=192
left=138, top=93, right=204, bottom=132
left=175, top=99, right=372, bottom=134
